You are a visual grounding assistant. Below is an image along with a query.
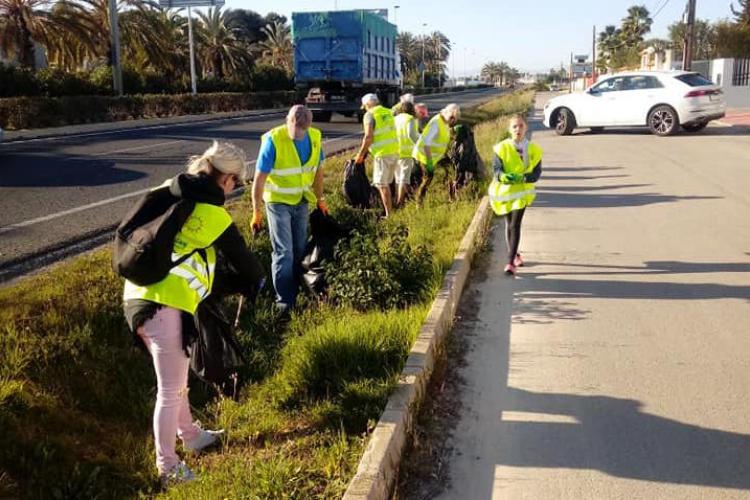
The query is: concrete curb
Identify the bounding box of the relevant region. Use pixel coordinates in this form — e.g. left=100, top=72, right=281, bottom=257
left=343, top=196, right=493, bottom=500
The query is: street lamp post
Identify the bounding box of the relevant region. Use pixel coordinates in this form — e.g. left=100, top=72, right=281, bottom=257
left=421, top=23, right=427, bottom=88
left=393, top=5, right=399, bottom=25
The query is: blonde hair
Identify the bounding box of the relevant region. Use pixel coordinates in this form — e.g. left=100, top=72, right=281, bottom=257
left=509, top=113, right=528, bottom=126
left=186, top=140, right=250, bottom=182
left=441, top=103, right=461, bottom=120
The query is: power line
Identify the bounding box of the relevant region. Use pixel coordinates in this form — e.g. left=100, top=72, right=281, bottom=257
left=652, top=0, right=674, bottom=21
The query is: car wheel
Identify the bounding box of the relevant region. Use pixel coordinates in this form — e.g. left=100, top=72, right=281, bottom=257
left=590, top=127, right=604, bottom=133
left=555, top=108, right=576, bottom=136
left=648, top=105, right=679, bottom=136
left=681, top=121, right=708, bottom=132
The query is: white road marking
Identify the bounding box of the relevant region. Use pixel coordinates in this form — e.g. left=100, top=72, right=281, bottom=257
left=60, top=140, right=184, bottom=161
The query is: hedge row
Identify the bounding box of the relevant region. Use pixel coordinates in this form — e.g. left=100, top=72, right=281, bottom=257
left=0, top=91, right=298, bottom=130
left=0, top=63, right=294, bottom=98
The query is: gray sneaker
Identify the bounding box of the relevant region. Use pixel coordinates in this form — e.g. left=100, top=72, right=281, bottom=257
left=160, top=461, right=196, bottom=487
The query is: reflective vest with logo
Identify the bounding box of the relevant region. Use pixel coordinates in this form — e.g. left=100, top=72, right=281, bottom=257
left=413, top=114, right=450, bottom=164
left=367, top=105, right=399, bottom=158
left=394, top=113, right=417, bottom=159
left=262, top=125, right=322, bottom=205
left=123, top=203, right=233, bottom=315
left=488, top=139, right=543, bottom=216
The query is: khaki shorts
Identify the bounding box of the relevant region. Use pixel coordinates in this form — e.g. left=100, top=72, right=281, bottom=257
left=395, top=158, right=415, bottom=185
left=372, top=155, right=398, bottom=187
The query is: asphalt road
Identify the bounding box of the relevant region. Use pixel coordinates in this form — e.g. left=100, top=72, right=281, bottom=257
left=0, top=87, right=501, bottom=280
left=417, top=94, right=750, bottom=499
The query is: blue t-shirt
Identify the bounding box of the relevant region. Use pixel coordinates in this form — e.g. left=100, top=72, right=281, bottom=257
left=257, top=132, right=325, bottom=174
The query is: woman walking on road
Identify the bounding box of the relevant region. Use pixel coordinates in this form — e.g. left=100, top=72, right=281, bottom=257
left=488, top=114, right=543, bottom=276
left=122, top=141, right=265, bottom=486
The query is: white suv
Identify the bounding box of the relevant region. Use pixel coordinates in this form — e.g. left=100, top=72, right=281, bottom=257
left=543, top=70, right=726, bottom=136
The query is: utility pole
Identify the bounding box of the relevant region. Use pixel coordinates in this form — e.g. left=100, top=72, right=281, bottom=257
left=569, top=52, right=573, bottom=93
left=592, top=25, right=597, bottom=83
left=682, top=0, right=697, bottom=71
left=108, top=0, right=123, bottom=96
left=421, top=23, right=427, bottom=88
left=187, top=5, right=198, bottom=95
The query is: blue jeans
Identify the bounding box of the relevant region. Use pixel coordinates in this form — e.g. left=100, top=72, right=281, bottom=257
left=266, top=201, right=309, bottom=309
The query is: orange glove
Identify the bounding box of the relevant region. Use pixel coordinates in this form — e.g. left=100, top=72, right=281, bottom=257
left=251, top=209, right=263, bottom=236
left=317, top=199, right=329, bottom=215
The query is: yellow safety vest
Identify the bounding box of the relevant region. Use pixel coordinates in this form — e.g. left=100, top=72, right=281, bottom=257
left=366, top=105, right=399, bottom=158
left=123, top=202, right=233, bottom=315
left=262, top=125, right=322, bottom=205
left=394, top=113, right=417, bottom=159
left=413, top=114, right=450, bottom=164
left=488, top=139, right=543, bottom=216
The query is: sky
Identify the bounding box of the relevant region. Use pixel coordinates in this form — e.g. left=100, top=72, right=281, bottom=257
left=227, top=0, right=735, bottom=76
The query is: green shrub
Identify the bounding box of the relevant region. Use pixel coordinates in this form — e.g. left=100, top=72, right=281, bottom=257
left=36, top=68, right=98, bottom=96
left=0, top=63, right=41, bottom=97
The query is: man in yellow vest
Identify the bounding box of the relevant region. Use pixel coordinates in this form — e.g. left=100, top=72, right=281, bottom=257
left=413, top=103, right=460, bottom=202
left=251, top=105, right=327, bottom=318
left=394, top=101, right=420, bottom=207
left=355, top=93, right=399, bottom=217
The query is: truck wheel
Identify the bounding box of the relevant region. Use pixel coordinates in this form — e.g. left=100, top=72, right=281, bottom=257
left=312, top=111, right=332, bottom=123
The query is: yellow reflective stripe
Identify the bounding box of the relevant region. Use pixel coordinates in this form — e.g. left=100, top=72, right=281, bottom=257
left=371, top=137, right=398, bottom=148
left=264, top=184, right=306, bottom=194
left=270, top=167, right=304, bottom=177
left=489, top=189, right=536, bottom=202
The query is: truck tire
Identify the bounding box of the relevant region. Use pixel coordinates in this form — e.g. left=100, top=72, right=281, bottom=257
left=312, top=111, right=332, bottom=123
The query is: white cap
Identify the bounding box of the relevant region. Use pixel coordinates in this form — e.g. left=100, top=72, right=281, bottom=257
left=401, top=93, right=414, bottom=104
left=361, top=93, right=379, bottom=108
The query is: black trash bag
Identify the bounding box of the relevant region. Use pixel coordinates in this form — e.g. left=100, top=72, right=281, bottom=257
left=189, top=296, right=246, bottom=397
left=447, top=124, right=484, bottom=185
left=301, top=209, right=348, bottom=296
left=342, top=158, right=373, bottom=209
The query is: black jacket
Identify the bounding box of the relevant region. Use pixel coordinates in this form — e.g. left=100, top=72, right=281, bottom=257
left=124, top=173, right=265, bottom=336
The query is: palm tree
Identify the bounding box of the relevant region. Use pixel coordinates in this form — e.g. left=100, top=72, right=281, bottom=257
left=257, top=19, right=291, bottom=72
left=396, top=31, right=419, bottom=77
left=195, top=7, right=248, bottom=79
left=597, top=25, right=621, bottom=71
left=621, top=5, right=652, bottom=47
left=120, top=7, right=186, bottom=75
left=0, top=0, right=87, bottom=67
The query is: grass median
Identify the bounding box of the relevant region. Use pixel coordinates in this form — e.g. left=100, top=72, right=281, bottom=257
left=0, top=90, right=533, bottom=499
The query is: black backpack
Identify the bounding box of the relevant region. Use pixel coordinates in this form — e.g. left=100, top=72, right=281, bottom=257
left=112, top=185, right=196, bottom=286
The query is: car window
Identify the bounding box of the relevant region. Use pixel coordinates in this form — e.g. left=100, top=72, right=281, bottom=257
left=626, top=75, right=664, bottom=90
left=592, top=77, right=627, bottom=93
left=675, top=73, right=714, bottom=87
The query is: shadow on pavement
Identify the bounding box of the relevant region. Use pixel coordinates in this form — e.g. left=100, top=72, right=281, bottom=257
left=535, top=190, right=720, bottom=209
left=0, top=154, right=147, bottom=187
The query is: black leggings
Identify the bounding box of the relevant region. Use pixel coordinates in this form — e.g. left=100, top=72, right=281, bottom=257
left=504, top=208, right=526, bottom=264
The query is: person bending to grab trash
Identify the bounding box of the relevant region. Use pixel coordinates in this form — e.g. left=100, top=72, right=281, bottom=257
left=122, top=141, right=265, bottom=486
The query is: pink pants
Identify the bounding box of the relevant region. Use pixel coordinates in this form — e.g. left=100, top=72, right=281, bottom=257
left=138, top=307, right=201, bottom=474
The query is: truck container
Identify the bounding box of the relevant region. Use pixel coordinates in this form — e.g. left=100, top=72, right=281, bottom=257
left=292, top=9, right=401, bottom=122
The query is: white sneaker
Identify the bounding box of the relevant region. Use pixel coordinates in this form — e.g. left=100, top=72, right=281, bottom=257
left=160, top=461, right=196, bottom=487
left=183, top=422, right=224, bottom=455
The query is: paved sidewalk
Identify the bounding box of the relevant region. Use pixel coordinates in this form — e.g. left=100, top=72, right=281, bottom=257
left=405, top=96, right=750, bottom=499
left=719, top=108, right=750, bottom=127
